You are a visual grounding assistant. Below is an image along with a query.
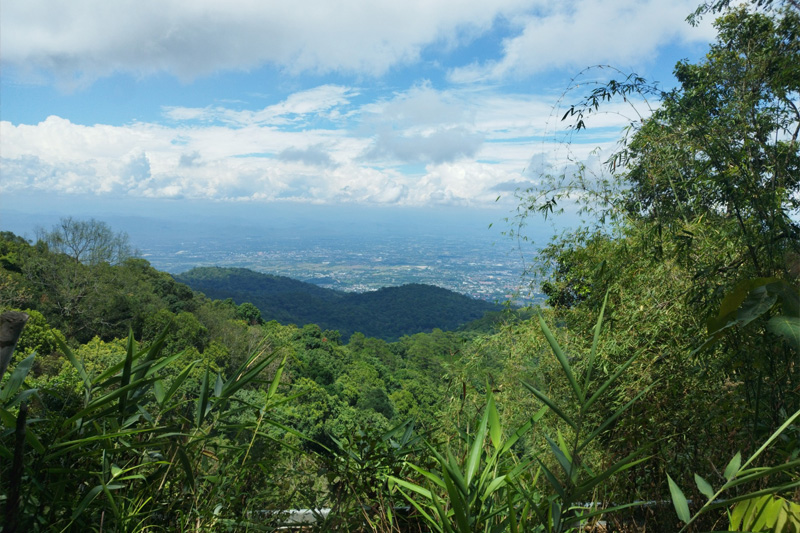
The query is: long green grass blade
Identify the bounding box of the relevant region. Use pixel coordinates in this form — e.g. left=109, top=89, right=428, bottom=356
left=538, top=313, right=583, bottom=402
left=466, top=401, right=489, bottom=485
left=545, top=435, right=573, bottom=481
left=54, top=334, right=92, bottom=403
left=521, top=381, right=576, bottom=429
left=537, top=459, right=566, bottom=500
left=0, top=353, right=35, bottom=403
left=579, top=382, right=657, bottom=452
left=118, top=329, right=135, bottom=420
left=443, top=468, right=470, bottom=533
left=584, top=292, right=609, bottom=393
left=583, top=350, right=641, bottom=411
left=431, top=481, right=458, bottom=533
left=161, top=359, right=199, bottom=407
left=501, top=406, right=546, bottom=455
left=71, top=485, right=104, bottom=520
left=487, top=391, right=502, bottom=452
left=739, top=407, right=800, bottom=472
left=393, top=486, right=444, bottom=533
left=196, top=368, right=210, bottom=427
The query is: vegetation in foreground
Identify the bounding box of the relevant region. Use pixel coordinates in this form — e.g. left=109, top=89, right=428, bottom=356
left=2, top=2, right=799, bottom=531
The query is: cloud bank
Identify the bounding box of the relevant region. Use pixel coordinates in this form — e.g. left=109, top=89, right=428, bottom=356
left=2, top=0, right=713, bottom=87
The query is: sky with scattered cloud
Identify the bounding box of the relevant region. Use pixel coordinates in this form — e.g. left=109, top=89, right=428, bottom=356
left=1, top=0, right=717, bottom=210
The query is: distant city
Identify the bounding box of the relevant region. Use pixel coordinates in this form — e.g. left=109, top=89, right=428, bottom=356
left=4, top=199, right=554, bottom=306
left=140, top=232, right=542, bottom=306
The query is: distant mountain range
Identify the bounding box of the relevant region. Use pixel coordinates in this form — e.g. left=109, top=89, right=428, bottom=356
left=175, top=266, right=502, bottom=341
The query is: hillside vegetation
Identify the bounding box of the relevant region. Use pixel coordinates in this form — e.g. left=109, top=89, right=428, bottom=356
left=1, top=4, right=799, bottom=532
left=176, top=266, right=502, bottom=341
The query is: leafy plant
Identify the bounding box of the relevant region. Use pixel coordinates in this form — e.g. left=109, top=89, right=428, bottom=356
left=1, top=319, right=298, bottom=532
left=389, top=390, right=544, bottom=533
left=520, top=294, right=655, bottom=532
left=667, top=407, right=800, bottom=533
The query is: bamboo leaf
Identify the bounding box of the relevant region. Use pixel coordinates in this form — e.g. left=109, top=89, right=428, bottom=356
left=538, top=459, right=566, bottom=500
left=521, top=381, right=576, bottom=429
left=500, top=406, right=546, bottom=454
left=667, top=474, right=691, bottom=524
left=71, top=485, right=104, bottom=520
left=579, top=382, right=657, bottom=453
left=0, top=353, right=35, bottom=403
left=724, top=451, right=742, bottom=481
left=545, top=435, right=573, bottom=481
left=196, top=368, right=210, bottom=427
left=54, top=334, right=91, bottom=403
left=465, top=400, right=489, bottom=485
left=267, top=353, right=288, bottom=401
left=118, top=330, right=135, bottom=420
left=739, top=408, right=800, bottom=472
left=153, top=380, right=165, bottom=405
left=584, top=350, right=641, bottom=411
left=487, top=391, right=502, bottom=452
left=585, top=291, right=609, bottom=393
left=694, top=473, right=715, bottom=500
left=538, top=313, right=583, bottom=402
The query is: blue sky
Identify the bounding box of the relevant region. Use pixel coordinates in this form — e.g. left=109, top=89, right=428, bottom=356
left=1, top=0, right=716, bottom=214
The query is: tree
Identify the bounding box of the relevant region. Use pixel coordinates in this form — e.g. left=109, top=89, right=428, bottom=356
left=620, top=7, right=800, bottom=283
left=36, top=216, right=134, bottom=266
left=236, top=301, right=262, bottom=325
left=509, top=3, right=800, bottom=510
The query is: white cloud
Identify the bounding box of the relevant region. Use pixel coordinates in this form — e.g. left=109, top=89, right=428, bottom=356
left=448, top=0, right=716, bottom=82
left=163, top=85, right=356, bottom=126
left=2, top=0, right=714, bottom=88
left=0, top=79, right=647, bottom=207
left=1, top=0, right=531, bottom=87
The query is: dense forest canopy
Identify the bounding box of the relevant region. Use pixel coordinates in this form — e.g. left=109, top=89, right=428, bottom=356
left=176, top=266, right=502, bottom=341
left=1, top=3, right=799, bottom=532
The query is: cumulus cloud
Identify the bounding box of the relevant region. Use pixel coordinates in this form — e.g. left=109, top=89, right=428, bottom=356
left=2, top=0, right=713, bottom=89
left=278, top=144, right=337, bottom=168
left=0, top=79, right=648, bottom=208
left=449, top=0, right=716, bottom=82
left=363, top=126, right=484, bottom=164
left=1, top=0, right=530, bottom=87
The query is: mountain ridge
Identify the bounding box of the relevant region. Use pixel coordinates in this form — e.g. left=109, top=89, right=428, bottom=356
left=175, top=266, right=502, bottom=341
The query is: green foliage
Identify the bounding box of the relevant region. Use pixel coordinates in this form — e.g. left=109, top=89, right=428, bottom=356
left=729, top=495, right=800, bottom=532
left=178, top=266, right=501, bottom=341
left=0, top=318, right=297, bottom=531
left=317, top=420, right=425, bottom=531
left=667, top=408, right=800, bottom=532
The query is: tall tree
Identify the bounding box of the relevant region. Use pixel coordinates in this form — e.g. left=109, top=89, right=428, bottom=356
left=36, top=216, right=133, bottom=266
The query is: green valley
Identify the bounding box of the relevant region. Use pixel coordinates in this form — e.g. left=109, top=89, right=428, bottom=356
left=175, top=266, right=503, bottom=341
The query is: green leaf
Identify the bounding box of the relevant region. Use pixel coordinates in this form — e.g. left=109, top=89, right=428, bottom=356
left=153, top=380, right=165, bottom=405
left=724, top=451, right=742, bottom=481
left=71, top=485, right=104, bottom=520
left=465, top=399, right=489, bottom=485
left=521, top=381, right=576, bottom=429
left=667, top=474, right=691, bottom=524
left=538, top=313, right=583, bottom=402
left=487, top=391, right=502, bottom=452
left=694, top=473, right=715, bottom=500
left=768, top=316, right=800, bottom=350
left=196, top=368, right=210, bottom=427
left=584, top=291, right=609, bottom=393
left=0, top=353, right=35, bottom=403
left=54, top=334, right=91, bottom=403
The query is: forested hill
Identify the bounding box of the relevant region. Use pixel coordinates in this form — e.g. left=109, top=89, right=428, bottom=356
left=175, top=266, right=502, bottom=341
